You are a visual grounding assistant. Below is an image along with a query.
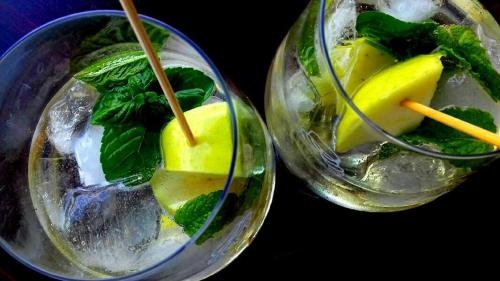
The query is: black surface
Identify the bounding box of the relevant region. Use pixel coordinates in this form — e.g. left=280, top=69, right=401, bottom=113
left=1, top=1, right=500, bottom=280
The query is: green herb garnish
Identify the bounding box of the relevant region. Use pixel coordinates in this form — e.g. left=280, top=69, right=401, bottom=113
left=379, top=107, right=497, bottom=168
left=91, top=90, right=157, bottom=125
left=72, top=18, right=169, bottom=71
left=89, top=66, right=212, bottom=129
left=173, top=170, right=265, bottom=244
left=75, top=50, right=149, bottom=90
left=356, top=11, right=438, bottom=59
left=174, top=191, right=239, bottom=244
left=100, top=124, right=161, bottom=186
left=238, top=172, right=265, bottom=213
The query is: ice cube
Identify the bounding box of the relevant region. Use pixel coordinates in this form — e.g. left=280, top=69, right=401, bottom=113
left=73, top=124, right=106, bottom=186
left=376, top=0, right=441, bottom=22
left=362, top=152, right=456, bottom=193
left=340, top=143, right=380, bottom=177
left=325, top=0, right=357, bottom=47
left=286, top=72, right=317, bottom=114
left=62, top=183, right=164, bottom=272
left=47, top=80, right=99, bottom=154
left=476, top=25, right=500, bottom=72
left=431, top=72, right=500, bottom=129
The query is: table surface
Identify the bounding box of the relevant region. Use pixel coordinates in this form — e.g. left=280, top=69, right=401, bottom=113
left=1, top=0, right=499, bottom=280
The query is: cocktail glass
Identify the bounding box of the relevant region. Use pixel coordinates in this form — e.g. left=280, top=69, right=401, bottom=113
left=0, top=11, right=274, bottom=280
left=266, top=0, right=499, bottom=211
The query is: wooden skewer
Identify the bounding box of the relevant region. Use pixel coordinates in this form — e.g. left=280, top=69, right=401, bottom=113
left=401, top=99, right=500, bottom=148
left=119, top=0, right=196, bottom=146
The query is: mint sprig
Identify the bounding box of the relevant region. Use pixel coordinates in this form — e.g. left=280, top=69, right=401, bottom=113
left=173, top=170, right=265, bottom=245
left=379, top=107, right=497, bottom=168
left=174, top=191, right=239, bottom=245
left=162, top=67, right=215, bottom=101
left=75, top=51, right=215, bottom=186
left=89, top=66, right=212, bottom=129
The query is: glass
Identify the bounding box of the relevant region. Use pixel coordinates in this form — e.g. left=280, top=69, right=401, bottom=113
left=0, top=10, right=275, bottom=280
left=266, top=0, right=499, bottom=212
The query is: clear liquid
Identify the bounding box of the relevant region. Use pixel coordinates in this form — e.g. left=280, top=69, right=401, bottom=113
left=28, top=36, right=222, bottom=276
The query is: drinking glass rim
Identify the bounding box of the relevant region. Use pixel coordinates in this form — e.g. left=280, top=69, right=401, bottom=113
left=0, top=9, right=238, bottom=281
left=318, top=0, right=500, bottom=160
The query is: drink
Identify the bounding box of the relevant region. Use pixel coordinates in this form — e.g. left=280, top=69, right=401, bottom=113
left=266, top=0, right=499, bottom=211
left=0, top=12, right=274, bottom=280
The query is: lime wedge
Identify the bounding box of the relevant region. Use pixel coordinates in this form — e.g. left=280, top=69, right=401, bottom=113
left=153, top=102, right=247, bottom=215
left=333, top=38, right=396, bottom=114
left=161, top=102, right=244, bottom=177
left=151, top=170, right=246, bottom=215
left=335, top=53, right=444, bottom=152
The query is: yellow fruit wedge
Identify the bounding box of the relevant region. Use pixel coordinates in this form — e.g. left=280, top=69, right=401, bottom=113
left=161, top=102, right=243, bottom=176
left=152, top=102, right=247, bottom=215
left=333, top=38, right=396, bottom=114
left=309, top=46, right=351, bottom=108
left=335, top=53, right=444, bottom=153
left=151, top=170, right=247, bottom=214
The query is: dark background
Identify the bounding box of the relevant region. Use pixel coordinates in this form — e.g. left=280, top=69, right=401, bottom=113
left=1, top=0, right=499, bottom=280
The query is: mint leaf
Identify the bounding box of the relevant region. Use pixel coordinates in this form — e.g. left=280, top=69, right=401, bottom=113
left=296, top=0, right=321, bottom=76
left=174, top=191, right=239, bottom=245
left=75, top=50, right=149, bottom=90
left=379, top=107, right=496, bottom=168
left=236, top=99, right=268, bottom=172
left=92, top=89, right=204, bottom=128
left=414, top=107, right=497, bottom=140
left=378, top=142, right=401, bottom=161
left=433, top=25, right=500, bottom=101
left=161, top=67, right=215, bottom=101
left=71, top=43, right=143, bottom=73
left=91, top=88, right=132, bottom=125
left=88, top=66, right=213, bottom=128
left=139, top=67, right=214, bottom=129
left=235, top=100, right=268, bottom=213
left=91, top=91, right=158, bottom=126
left=138, top=88, right=206, bottom=130
left=100, top=124, right=161, bottom=186
left=72, top=18, right=169, bottom=71
left=91, top=78, right=209, bottom=129
left=175, top=88, right=207, bottom=109
left=378, top=134, right=431, bottom=160
left=356, top=11, right=438, bottom=59
left=238, top=172, right=264, bottom=213
left=128, top=68, right=157, bottom=93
